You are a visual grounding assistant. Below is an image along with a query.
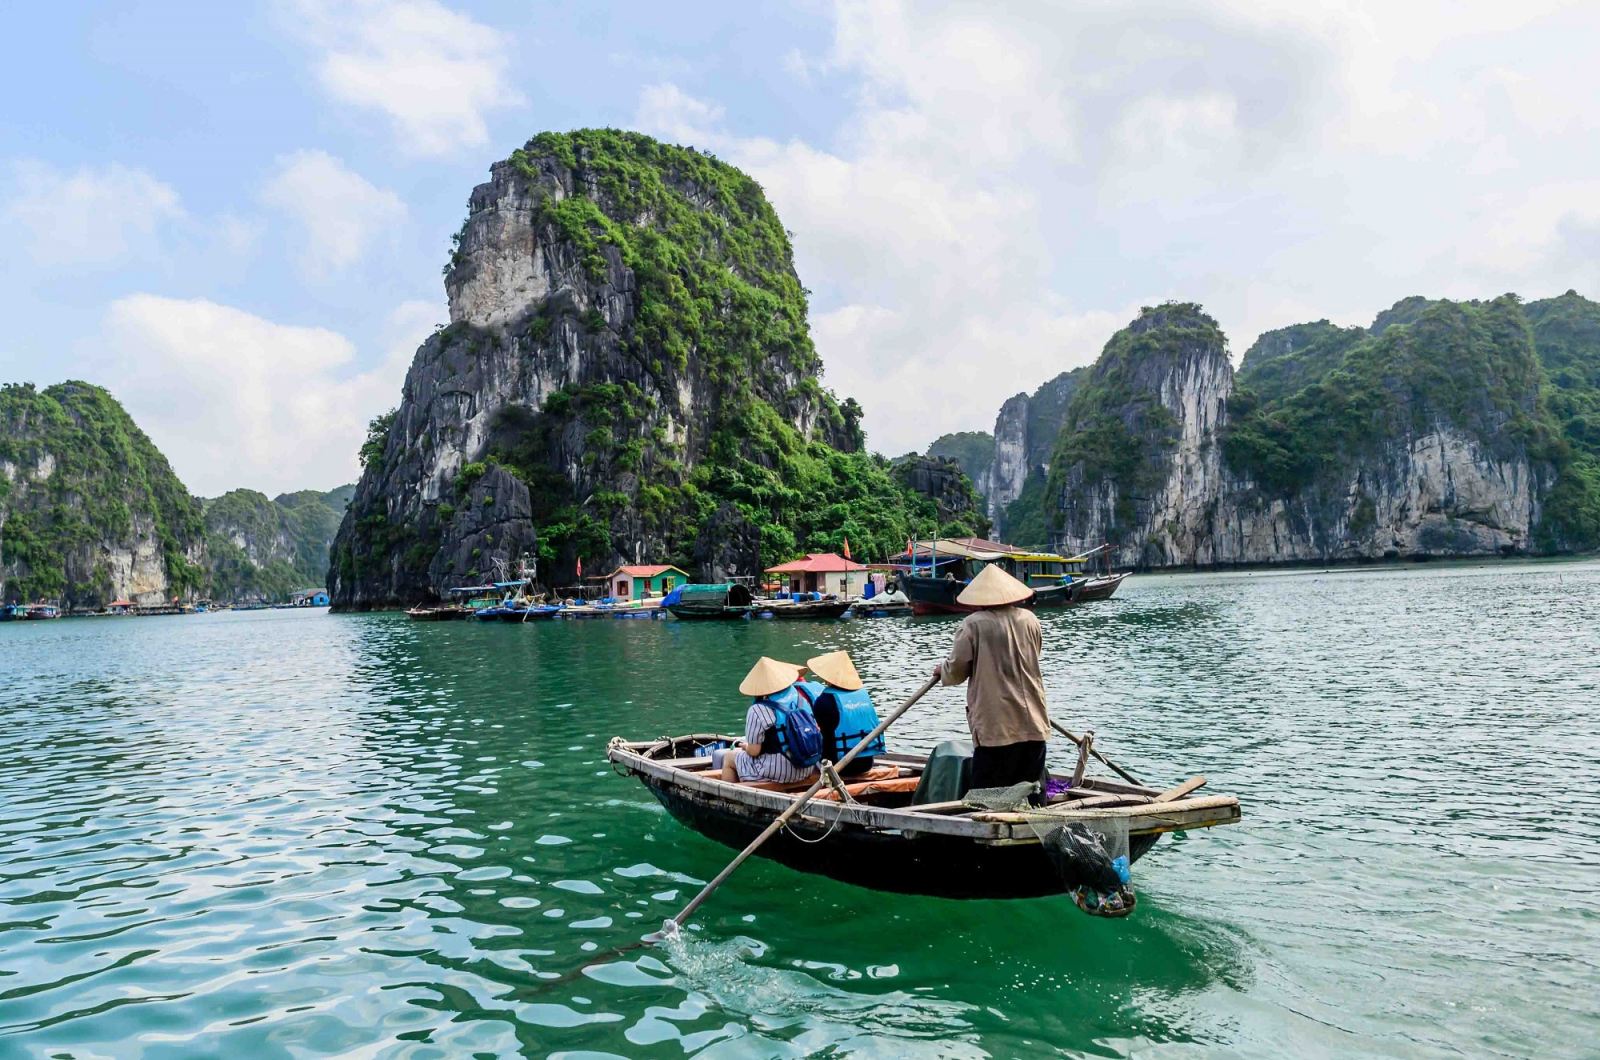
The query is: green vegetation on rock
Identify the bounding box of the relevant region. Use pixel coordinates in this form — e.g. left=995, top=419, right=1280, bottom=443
left=1224, top=297, right=1548, bottom=494
left=1044, top=304, right=1206, bottom=534
left=1001, top=469, right=1052, bottom=550
left=1237, top=320, right=1366, bottom=405
left=474, top=130, right=976, bottom=574
left=203, top=485, right=352, bottom=601
left=1222, top=294, right=1600, bottom=549
left=926, top=431, right=995, bottom=484
left=0, top=381, right=206, bottom=605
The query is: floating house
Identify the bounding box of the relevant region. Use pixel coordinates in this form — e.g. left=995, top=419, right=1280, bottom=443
left=765, top=553, right=872, bottom=598
left=601, top=565, right=688, bottom=601
left=293, top=588, right=331, bottom=607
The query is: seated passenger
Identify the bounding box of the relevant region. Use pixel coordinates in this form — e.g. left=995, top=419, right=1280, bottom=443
left=718, top=657, right=818, bottom=784
left=805, top=650, right=885, bottom=777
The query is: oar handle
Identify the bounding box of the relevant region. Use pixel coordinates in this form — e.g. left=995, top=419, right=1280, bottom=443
left=669, top=673, right=939, bottom=929
left=1049, top=719, right=1143, bottom=787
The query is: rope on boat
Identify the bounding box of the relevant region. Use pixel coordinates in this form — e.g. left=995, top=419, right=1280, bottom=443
left=781, top=806, right=844, bottom=844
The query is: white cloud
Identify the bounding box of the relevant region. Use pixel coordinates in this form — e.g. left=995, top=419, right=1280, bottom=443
left=261, top=150, right=406, bottom=276
left=635, top=1, right=1600, bottom=453
left=93, top=295, right=440, bottom=496
left=287, top=0, right=524, bottom=156
left=3, top=161, right=183, bottom=266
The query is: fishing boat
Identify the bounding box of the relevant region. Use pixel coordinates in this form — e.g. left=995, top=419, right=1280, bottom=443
left=0, top=604, right=23, bottom=622
left=753, top=598, right=853, bottom=620
left=406, top=604, right=469, bottom=620
left=665, top=583, right=754, bottom=621
left=848, top=594, right=913, bottom=618
left=892, top=538, right=1119, bottom=615
left=1076, top=571, right=1130, bottom=601
left=24, top=603, right=61, bottom=620
left=471, top=581, right=543, bottom=621
left=607, top=735, right=1241, bottom=899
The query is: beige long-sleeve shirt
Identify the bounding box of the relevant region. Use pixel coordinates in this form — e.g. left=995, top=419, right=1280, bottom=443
left=940, top=605, right=1050, bottom=746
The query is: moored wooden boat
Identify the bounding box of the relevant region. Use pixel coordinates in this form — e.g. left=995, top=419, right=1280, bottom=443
left=900, top=575, right=1084, bottom=615
left=848, top=598, right=913, bottom=618
left=607, top=735, right=1241, bottom=899
left=1076, top=572, right=1130, bottom=601
left=406, top=604, right=470, bottom=620
left=753, top=598, right=852, bottom=620
left=666, top=583, right=754, bottom=621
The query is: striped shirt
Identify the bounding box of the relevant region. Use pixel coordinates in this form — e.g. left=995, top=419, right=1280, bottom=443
left=733, top=699, right=815, bottom=783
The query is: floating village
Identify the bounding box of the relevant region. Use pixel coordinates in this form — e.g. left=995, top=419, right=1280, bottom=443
left=403, top=538, right=1129, bottom=623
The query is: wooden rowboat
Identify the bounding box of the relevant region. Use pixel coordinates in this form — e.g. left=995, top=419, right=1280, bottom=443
left=1076, top=572, right=1130, bottom=601
left=753, top=599, right=853, bottom=620
left=607, top=735, right=1241, bottom=899
left=406, top=605, right=469, bottom=620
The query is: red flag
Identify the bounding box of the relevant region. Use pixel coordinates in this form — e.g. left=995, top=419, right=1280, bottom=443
left=842, top=536, right=852, bottom=560
left=576, top=556, right=583, bottom=578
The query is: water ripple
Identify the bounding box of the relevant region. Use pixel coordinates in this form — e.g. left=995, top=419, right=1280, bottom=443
left=1, top=563, right=1597, bottom=1056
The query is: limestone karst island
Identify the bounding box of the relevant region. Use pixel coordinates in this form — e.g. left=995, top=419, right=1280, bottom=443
left=4, top=6, right=1598, bottom=1058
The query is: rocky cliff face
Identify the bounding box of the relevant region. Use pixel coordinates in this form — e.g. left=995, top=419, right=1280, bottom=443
left=979, top=393, right=1029, bottom=523
left=330, top=130, right=923, bottom=609
left=0, top=381, right=207, bottom=607
left=1048, top=298, right=1572, bottom=567
left=892, top=455, right=990, bottom=536
left=927, top=368, right=1086, bottom=539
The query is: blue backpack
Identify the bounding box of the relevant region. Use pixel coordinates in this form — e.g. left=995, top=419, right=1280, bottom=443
left=762, top=684, right=824, bottom=768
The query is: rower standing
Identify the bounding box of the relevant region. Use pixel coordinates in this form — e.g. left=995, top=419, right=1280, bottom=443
left=932, top=565, right=1050, bottom=798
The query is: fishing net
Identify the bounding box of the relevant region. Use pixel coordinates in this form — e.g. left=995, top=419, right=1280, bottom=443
left=1027, top=815, right=1137, bottom=918
left=960, top=782, right=1037, bottom=812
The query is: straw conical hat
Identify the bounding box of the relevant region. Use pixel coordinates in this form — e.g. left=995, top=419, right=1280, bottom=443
left=807, top=650, right=862, bottom=691
left=956, top=564, right=1034, bottom=608
left=739, top=656, right=804, bottom=697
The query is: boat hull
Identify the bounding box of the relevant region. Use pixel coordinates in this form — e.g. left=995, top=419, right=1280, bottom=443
left=900, top=576, right=1083, bottom=615
left=1076, top=573, right=1129, bottom=601
left=643, top=774, right=1159, bottom=899
left=754, top=600, right=853, bottom=620
left=406, top=606, right=469, bottom=620
left=666, top=605, right=752, bottom=620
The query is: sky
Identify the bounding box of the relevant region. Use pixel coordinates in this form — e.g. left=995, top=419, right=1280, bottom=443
left=3, top=1, right=1599, bottom=497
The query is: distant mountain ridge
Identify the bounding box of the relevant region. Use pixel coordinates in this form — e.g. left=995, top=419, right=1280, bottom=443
left=926, top=367, right=1086, bottom=545
left=204, top=485, right=355, bottom=602
left=928, top=290, right=1600, bottom=566
left=0, top=379, right=352, bottom=607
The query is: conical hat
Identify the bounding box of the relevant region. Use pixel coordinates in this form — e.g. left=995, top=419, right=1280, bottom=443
left=807, top=650, right=862, bottom=691
left=739, top=656, right=804, bottom=697
left=956, top=564, right=1035, bottom=607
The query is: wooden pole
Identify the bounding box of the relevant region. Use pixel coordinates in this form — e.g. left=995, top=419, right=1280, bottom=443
left=667, top=673, right=939, bottom=932
left=1048, top=719, right=1144, bottom=787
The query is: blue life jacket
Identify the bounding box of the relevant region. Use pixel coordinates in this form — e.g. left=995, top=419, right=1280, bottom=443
left=818, top=687, right=885, bottom=761
left=758, top=684, right=823, bottom=768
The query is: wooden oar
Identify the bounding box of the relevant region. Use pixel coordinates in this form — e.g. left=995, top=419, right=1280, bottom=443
left=1049, top=719, right=1144, bottom=787
left=665, top=673, right=940, bottom=933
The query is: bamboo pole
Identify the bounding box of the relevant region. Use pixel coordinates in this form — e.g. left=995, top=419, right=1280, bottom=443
left=665, top=674, right=939, bottom=933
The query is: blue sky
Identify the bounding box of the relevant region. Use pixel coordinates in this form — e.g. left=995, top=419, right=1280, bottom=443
left=4, top=2, right=1599, bottom=495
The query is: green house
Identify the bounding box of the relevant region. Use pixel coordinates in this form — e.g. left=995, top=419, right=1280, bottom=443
left=602, top=565, right=689, bottom=601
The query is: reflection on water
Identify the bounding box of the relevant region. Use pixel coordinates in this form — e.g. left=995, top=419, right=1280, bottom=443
left=2, top=559, right=1598, bottom=1057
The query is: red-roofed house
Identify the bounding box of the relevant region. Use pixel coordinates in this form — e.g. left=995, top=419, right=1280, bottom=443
left=765, top=553, right=871, bottom=598
left=604, top=565, right=688, bottom=601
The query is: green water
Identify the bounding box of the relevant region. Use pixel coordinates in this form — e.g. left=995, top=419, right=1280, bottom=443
left=3, top=561, right=1598, bottom=1057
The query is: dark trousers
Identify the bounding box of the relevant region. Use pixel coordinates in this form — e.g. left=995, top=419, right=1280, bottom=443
left=970, top=740, right=1047, bottom=798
